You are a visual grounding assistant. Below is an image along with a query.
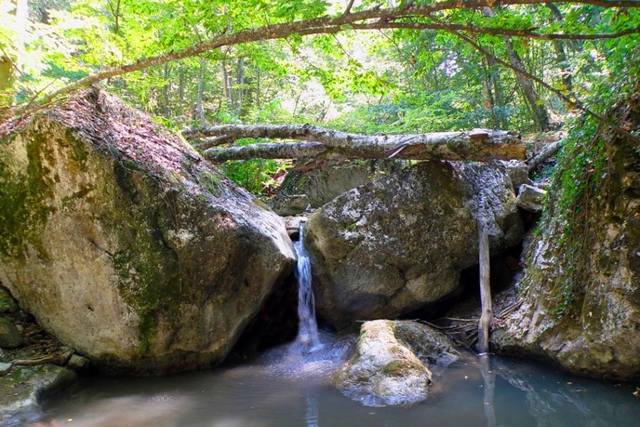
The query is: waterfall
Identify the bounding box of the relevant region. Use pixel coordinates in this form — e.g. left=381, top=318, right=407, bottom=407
left=294, top=223, right=322, bottom=351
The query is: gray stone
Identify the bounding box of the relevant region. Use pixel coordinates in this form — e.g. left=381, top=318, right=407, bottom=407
left=516, top=184, right=546, bottom=212
left=0, top=317, right=22, bottom=349
left=0, top=89, right=295, bottom=373
left=306, top=161, right=523, bottom=329
left=332, top=320, right=458, bottom=407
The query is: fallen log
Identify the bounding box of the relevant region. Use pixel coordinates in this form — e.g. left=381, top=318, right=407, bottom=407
left=527, top=138, right=564, bottom=172
left=192, top=126, right=525, bottom=162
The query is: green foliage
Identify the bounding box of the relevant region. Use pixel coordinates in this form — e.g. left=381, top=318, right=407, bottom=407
left=3, top=0, right=640, bottom=194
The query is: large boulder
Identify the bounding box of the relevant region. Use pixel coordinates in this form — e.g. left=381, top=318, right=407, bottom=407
left=0, top=89, right=295, bottom=373
left=332, top=320, right=458, bottom=406
left=492, top=91, right=640, bottom=379
left=305, top=161, right=523, bottom=329
left=270, top=159, right=404, bottom=216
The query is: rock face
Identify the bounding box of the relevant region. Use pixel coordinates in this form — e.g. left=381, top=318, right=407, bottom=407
left=493, top=91, right=640, bottom=379
left=0, top=89, right=295, bottom=373
left=305, top=161, right=523, bottom=328
left=332, top=320, right=458, bottom=406
left=270, top=159, right=403, bottom=216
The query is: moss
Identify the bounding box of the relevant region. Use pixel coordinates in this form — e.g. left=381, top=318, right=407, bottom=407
left=106, top=163, right=184, bottom=355
left=530, top=115, right=628, bottom=321
left=0, top=129, right=57, bottom=260
left=382, top=359, right=423, bottom=376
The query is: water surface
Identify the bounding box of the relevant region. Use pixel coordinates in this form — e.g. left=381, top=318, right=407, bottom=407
left=12, top=334, right=640, bottom=427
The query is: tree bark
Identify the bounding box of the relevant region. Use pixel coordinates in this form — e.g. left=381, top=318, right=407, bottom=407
left=477, top=225, right=492, bottom=354
left=191, top=126, right=525, bottom=162
left=527, top=138, right=564, bottom=172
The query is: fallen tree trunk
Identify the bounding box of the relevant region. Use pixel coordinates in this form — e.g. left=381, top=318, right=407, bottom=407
left=195, top=126, right=525, bottom=162
left=527, top=138, right=564, bottom=172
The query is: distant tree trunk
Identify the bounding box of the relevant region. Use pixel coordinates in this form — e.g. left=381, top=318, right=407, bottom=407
left=178, top=65, right=185, bottom=112
left=255, top=67, right=262, bottom=109
left=235, top=57, right=244, bottom=114
left=505, top=39, right=551, bottom=131
left=546, top=3, right=574, bottom=96
left=161, top=63, right=171, bottom=117
left=193, top=58, right=206, bottom=124
left=221, top=60, right=232, bottom=107
left=482, top=55, right=501, bottom=128
left=483, top=7, right=550, bottom=131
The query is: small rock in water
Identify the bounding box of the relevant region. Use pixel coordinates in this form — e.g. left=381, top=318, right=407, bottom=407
left=332, top=320, right=459, bottom=407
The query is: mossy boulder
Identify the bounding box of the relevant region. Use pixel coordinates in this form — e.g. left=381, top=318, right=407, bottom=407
left=492, top=90, right=640, bottom=380
left=0, top=89, right=295, bottom=373
left=332, top=320, right=458, bottom=406
left=305, top=161, right=523, bottom=329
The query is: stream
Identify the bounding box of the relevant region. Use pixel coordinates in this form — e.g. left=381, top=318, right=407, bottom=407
left=9, top=224, right=640, bottom=426
left=17, top=345, right=640, bottom=427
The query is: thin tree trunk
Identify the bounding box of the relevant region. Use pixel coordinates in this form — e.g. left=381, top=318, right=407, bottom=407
left=483, top=7, right=550, bottom=131
left=236, top=57, right=244, bottom=114
left=194, top=58, right=206, bottom=125
left=162, top=63, right=171, bottom=116
left=504, top=40, right=550, bottom=131
left=546, top=3, right=574, bottom=96
left=477, top=225, right=492, bottom=354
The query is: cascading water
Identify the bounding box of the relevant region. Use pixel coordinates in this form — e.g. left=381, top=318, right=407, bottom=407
left=293, top=222, right=322, bottom=351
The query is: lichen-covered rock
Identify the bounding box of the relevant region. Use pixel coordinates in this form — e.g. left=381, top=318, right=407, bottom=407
left=492, top=91, right=640, bottom=380
left=270, top=159, right=404, bottom=216
left=332, top=320, right=458, bottom=406
left=306, top=161, right=523, bottom=328
left=0, top=89, right=295, bottom=373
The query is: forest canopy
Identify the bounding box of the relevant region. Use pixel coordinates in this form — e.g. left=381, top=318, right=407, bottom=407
left=1, top=0, right=639, bottom=192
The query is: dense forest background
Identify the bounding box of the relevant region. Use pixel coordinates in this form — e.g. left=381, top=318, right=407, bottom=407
left=1, top=0, right=639, bottom=192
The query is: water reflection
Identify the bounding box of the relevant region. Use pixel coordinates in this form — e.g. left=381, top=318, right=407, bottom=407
left=14, top=348, right=640, bottom=427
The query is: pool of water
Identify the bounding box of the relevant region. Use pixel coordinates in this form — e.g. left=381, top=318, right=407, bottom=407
left=9, top=332, right=640, bottom=427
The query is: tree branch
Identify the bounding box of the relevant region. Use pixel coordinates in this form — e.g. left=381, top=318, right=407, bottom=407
left=2, top=0, right=638, bottom=123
